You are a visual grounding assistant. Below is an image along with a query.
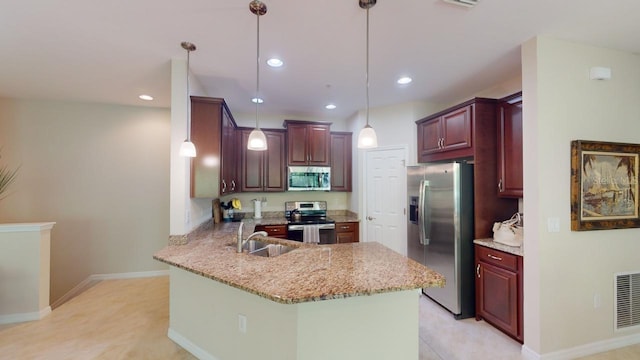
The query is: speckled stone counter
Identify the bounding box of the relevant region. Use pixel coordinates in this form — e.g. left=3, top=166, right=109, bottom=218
left=154, top=220, right=444, bottom=304
left=474, top=238, right=524, bottom=257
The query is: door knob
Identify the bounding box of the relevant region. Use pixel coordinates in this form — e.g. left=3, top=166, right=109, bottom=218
left=367, top=216, right=375, bottom=221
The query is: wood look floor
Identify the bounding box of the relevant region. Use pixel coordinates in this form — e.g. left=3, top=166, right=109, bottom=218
left=0, top=276, right=638, bottom=360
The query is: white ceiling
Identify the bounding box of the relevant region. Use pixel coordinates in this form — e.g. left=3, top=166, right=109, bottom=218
left=1, top=0, right=639, bottom=121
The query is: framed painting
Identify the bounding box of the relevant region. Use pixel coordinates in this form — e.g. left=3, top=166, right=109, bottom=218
left=571, top=140, right=640, bottom=231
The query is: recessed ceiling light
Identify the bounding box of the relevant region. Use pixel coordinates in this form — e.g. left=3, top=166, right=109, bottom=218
left=139, top=94, right=154, bottom=101
left=325, top=104, right=337, bottom=110
left=251, top=97, right=264, bottom=104
left=397, top=77, right=412, bottom=85
left=267, top=58, right=283, bottom=67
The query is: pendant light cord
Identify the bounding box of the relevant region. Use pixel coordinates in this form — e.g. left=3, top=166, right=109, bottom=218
left=186, top=48, right=191, bottom=141
left=255, top=12, right=261, bottom=130
left=365, top=7, right=370, bottom=127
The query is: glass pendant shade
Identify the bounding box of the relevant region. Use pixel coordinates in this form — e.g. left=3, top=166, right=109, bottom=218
left=247, top=128, right=268, bottom=151
left=179, top=139, right=197, bottom=157
left=357, top=124, right=378, bottom=149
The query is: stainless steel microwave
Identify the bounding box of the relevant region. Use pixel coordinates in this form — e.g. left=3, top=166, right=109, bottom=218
left=288, top=166, right=331, bottom=191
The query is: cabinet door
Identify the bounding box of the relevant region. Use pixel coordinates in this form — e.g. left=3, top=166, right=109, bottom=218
left=221, top=109, right=237, bottom=194
left=418, top=118, right=443, bottom=157
left=330, top=132, right=352, bottom=192
left=476, top=261, right=519, bottom=338
left=240, top=129, right=264, bottom=192
left=190, top=97, right=222, bottom=198
left=497, top=95, right=523, bottom=198
left=264, top=130, right=286, bottom=192
left=287, top=124, right=309, bottom=165
left=308, top=124, right=331, bottom=165
left=335, top=222, right=359, bottom=243
left=441, top=106, right=472, bottom=151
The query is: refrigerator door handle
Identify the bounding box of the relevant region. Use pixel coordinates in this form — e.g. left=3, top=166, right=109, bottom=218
left=418, top=180, right=430, bottom=245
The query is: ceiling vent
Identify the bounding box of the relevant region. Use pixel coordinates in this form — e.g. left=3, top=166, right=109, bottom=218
left=442, top=0, right=479, bottom=7
left=615, top=271, right=640, bottom=331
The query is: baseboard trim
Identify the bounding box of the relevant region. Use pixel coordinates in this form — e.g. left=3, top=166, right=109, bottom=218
left=0, top=306, right=51, bottom=325
left=168, top=327, right=219, bottom=360
left=51, top=270, right=170, bottom=309
left=88, top=269, right=170, bottom=281
left=522, top=333, right=640, bottom=360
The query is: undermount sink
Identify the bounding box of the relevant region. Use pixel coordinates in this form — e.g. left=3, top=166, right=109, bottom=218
left=244, top=240, right=295, bottom=258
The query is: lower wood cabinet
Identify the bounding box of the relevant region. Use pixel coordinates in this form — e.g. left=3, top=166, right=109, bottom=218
left=335, top=222, right=359, bottom=243
left=254, top=224, right=288, bottom=239
left=475, top=244, right=523, bottom=343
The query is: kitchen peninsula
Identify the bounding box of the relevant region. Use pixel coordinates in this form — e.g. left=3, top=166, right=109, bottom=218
left=154, top=219, right=445, bottom=360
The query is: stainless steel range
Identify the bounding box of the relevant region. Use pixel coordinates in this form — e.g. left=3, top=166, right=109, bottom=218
left=285, top=201, right=336, bottom=244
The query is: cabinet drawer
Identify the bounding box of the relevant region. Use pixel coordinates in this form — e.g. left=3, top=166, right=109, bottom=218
left=255, top=224, right=287, bottom=237
left=335, top=222, right=356, bottom=233
left=476, top=246, right=518, bottom=272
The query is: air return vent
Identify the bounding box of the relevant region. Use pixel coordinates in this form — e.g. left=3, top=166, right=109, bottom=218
left=442, top=0, right=479, bottom=7
left=615, top=271, right=640, bottom=330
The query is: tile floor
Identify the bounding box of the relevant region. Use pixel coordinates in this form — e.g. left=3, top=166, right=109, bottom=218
left=0, top=276, right=638, bottom=359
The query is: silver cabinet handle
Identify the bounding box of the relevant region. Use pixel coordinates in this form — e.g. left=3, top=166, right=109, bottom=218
left=340, top=226, right=350, bottom=230
left=498, top=179, right=503, bottom=192
left=231, top=180, right=236, bottom=191
left=487, top=254, right=503, bottom=261
left=366, top=216, right=375, bottom=221
left=476, top=264, right=481, bottom=278
left=221, top=179, right=227, bottom=193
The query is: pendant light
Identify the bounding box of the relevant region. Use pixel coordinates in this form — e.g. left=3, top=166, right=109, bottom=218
left=179, top=41, right=197, bottom=157
left=357, top=0, right=379, bottom=149
left=247, top=0, right=268, bottom=151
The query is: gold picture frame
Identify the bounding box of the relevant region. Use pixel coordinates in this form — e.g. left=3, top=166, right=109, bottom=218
left=571, top=140, right=640, bottom=231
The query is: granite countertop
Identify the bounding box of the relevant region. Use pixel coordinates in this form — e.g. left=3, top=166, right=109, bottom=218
left=474, top=238, right=524, bottom=257
left=154, top=220, right=443, bottom=304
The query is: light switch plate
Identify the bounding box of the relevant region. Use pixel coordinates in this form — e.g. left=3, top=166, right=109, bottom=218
left=547, top=217, right=560, bottom=232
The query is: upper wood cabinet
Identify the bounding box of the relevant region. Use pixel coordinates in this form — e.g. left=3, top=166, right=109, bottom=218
left=190, top=96, right=238, bottom=198
left=497, top=92, right=523, bottom=198
left=330, top=132, right=352, bottom=192
left=418, top=106, right=473, bottom=160
left=239, top=128, right=286, bottom=192
left=284, top=120, right=331, bottom=166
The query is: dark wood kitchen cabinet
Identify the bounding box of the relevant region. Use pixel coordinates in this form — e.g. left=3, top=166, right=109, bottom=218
left=330, top=132, right=352, bottom=192
left=416, top=98, right=518, bottom=239
left=497, top=92, right=523, bottom=198
left=239, top=128, right=286, bottom=192
left=475, top=244, right=523, bottom=343
left=254, top=224, right=288, bottom=239
left=335, top=222, right=359, bottom=243
left=417, top=105, right=472, bottom=161
left=284, top=120, right=331, bottom=166
left=190, top=96, right=238, bottom=198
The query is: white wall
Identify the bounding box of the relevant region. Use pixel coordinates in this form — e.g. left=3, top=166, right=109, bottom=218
left=0, top=98, right=171, bottom=303
left=522, top=36, right=640, bottom=355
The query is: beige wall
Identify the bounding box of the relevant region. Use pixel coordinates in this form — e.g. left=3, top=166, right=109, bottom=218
left=0, top=98, right=171, bottom=303
left=522, top=37, right=640, bottom=354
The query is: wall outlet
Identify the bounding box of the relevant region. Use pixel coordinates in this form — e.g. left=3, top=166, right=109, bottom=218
left=238, top=314, right=247, bottom=333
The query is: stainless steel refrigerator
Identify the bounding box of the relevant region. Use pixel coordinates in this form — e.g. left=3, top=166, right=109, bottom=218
left=407, top=161, right=475, bottom=319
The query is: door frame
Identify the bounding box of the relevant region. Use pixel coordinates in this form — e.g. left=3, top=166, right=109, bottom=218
left=361, top=145, right=409, bottom=243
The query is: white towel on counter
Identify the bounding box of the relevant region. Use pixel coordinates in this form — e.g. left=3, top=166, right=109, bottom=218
left=302, top=225, right=320, bottom=243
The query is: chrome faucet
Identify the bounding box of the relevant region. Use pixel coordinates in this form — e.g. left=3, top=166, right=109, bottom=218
left=237, top=222, right=268, bottom=253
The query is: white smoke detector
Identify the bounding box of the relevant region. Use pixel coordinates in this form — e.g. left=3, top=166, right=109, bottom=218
left=443, top=0, right=479, bottom=7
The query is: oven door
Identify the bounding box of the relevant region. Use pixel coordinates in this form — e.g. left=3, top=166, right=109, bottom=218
left=287, top=223, right=336, bottom=244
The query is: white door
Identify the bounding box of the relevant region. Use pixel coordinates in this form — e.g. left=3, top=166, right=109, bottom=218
left=364, top=147, right=407, bottom=256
